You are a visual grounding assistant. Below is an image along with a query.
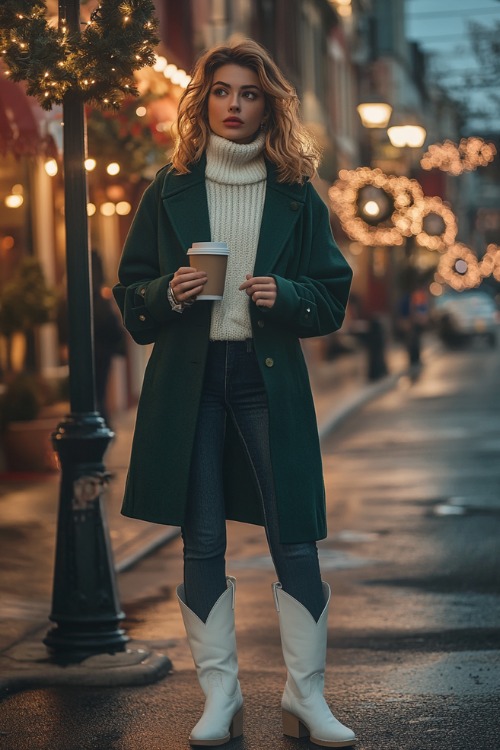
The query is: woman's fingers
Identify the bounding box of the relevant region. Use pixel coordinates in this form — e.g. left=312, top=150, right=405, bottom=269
left=239, top=275, right=277, bottom=308
left=172, top=267, right=207, bottom=300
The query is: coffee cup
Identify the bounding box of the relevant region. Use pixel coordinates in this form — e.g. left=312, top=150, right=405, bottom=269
left=187, top=242, right=229, bottom=300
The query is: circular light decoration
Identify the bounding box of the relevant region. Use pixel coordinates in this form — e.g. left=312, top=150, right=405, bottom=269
left=413, top=196, right=457, bottom=251
left=420, top=137, right=497, bottom=175
left=329, top=167, right=423, bottom=247
left=437, top=243, right=482, bottom=291
left=480, top=243, right=500, bottom=282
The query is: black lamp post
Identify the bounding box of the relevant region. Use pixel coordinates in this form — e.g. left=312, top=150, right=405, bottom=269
left=44, top=0, right=128, bottom=658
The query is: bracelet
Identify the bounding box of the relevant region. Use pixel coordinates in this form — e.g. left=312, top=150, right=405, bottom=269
left=167, top=283, right=184, bottom=313
left=170, top=284, right=180, bottom=305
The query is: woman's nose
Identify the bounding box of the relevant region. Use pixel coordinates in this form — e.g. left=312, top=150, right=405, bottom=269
left=228, top=96, right=240, bottom=111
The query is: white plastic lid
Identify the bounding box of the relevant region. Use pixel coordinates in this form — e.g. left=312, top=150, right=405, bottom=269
left=187, top=242, right=229, bottom=254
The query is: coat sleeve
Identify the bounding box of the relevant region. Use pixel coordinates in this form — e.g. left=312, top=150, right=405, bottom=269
left=112, top=172, right=182, bottom=345
left=262, top=184, right=353, bottom=339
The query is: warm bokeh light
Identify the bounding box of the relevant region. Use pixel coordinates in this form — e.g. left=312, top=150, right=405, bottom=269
left=429, top=282, right=443, bottom=297
left=135, top=106, right=147, bottom=117
left=421, top=138, right=497, bottom=175
left=100, top=202, right=116, bottom=216
left=153, top=55, right=167, bottom=72
left=106, top=162, right=120, bottom=176
left=5, top=194, right=24, bottom=208
left=116, top=201, right=132, bottom=216
left=44, top=158, right=58, bottom=176
left=85, top=158, right=97, bottom=171
left=87, top=203, right=97, bottom=216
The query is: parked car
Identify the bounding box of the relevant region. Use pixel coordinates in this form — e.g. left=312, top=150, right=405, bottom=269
left=433, top=291, right=498, bottom=348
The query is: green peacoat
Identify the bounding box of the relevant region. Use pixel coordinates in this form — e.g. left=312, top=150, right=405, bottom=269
left=113, top=156, right=352, bottom=543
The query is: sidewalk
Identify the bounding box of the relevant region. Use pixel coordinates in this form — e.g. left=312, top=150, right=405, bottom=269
left=0, top=338, right=414, bottom=687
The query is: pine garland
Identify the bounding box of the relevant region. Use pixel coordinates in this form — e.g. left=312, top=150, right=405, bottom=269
left=0, top=0, right=159, bottom=110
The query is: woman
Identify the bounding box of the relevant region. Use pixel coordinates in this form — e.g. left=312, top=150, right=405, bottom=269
left=114, top=39, right=356, bottom=748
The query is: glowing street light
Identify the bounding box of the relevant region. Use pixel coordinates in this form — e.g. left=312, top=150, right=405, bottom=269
left=388, top=124, right=426, bottom=149
left=357, top=101, right=393, bottom=129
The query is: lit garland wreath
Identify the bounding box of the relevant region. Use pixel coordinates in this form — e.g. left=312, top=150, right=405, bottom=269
left=328, top=167, right=423, bottom=247
left=0, top=0, right=158, bottom=110
left=437, top=243, right=482, bottom=292
left=421, top=138, right=497, bottom=175
left=403, top=196, right=457, bottom=252
left=479, top=244, right=500, bottom=282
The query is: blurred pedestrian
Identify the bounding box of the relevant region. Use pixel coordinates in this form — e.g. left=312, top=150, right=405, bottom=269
left=398, top=288, right=429, bottom=371
left=114, top=39, right=355, bottom=748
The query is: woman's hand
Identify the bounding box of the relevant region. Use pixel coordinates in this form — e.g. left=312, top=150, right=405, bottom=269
left=170, top=266, right=208, bottom=304
left=239, top=274, right=277, bottom=308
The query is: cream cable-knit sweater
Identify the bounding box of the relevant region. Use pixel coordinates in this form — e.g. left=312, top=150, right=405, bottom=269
left=206, top=132, right=267, bottom=341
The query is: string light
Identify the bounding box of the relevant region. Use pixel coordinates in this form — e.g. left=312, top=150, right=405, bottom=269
left=0, top=0, right=159, bottom=110
left=421, top=137, right=497, bottom=175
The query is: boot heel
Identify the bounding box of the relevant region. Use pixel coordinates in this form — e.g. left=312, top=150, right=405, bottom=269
left=230, top=706, right=244, bottom=738
left=282, top=709, right=309, bottom=739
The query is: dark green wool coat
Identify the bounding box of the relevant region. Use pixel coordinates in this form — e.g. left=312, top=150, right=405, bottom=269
left=113, top=156, right=352, bottom=543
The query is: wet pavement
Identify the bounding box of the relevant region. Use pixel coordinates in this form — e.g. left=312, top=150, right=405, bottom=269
left=1, top=337, right=500, bottom=749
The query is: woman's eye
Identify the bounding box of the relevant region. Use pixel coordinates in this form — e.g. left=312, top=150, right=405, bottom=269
left=243, top=91, right=257, bottom=100
left=212, top=88, right=228, bottom=96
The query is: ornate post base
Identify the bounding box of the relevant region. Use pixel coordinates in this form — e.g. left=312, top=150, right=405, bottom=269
left=44, top=414, right=128, bottom=659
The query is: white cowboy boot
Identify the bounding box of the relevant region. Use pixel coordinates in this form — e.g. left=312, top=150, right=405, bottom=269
left=177, top=576, right=244, bottom=746
left=273, top=581, right=356, bottom=748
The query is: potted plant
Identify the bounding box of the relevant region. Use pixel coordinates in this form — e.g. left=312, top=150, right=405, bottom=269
left=0, top=258, right=60, bottom=472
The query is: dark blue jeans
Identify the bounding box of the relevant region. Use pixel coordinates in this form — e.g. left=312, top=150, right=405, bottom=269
left=182, top=340, right=325, bottom=622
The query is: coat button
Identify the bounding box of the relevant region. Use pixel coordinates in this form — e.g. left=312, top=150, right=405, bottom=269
left=139, top=314, right=146, bottom=322
left=290, top=201, right=299, bottom=211
left=265, top=357, right=274, bottom=367
left=257, top=319, right=265, bottom=328
left=139, top=287, right=146, bottom=297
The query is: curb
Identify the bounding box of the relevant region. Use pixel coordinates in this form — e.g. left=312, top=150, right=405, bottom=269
left=318, top=372, right=401, bottom=441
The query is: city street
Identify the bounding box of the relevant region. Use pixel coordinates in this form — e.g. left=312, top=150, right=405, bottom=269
left=0, top=340, right=499, bottom=749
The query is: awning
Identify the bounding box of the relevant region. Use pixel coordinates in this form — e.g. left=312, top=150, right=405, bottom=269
left=0, top=77, right=54, bottom=157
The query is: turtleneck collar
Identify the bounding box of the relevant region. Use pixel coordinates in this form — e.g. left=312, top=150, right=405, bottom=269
left=205, top=132, right=267, bottom=186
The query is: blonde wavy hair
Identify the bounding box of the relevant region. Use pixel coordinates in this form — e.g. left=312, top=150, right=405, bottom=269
left=171, top=39, right=320, bottom=184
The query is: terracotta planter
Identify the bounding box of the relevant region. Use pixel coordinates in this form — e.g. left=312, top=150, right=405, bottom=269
left=3, top=418, right=59, bottom=473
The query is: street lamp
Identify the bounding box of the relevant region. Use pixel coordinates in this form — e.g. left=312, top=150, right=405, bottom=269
left=43, top=0, right=127, bottom=658
left=387, top=124, right=427, bottom=149
left=357, top=101, right=393, bottom=129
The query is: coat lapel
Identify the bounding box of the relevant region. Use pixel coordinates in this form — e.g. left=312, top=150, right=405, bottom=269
left=161, top=156, right=212, bottom=252
left=253, top=163, right=307, bottom=275
left=160, top=155, right=306, bottom=271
